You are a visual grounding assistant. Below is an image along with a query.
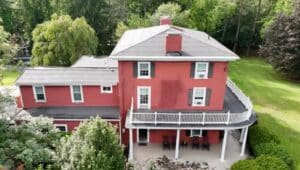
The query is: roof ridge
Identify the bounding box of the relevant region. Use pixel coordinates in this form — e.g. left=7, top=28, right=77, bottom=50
left=111, top=25, right=170, bottom=56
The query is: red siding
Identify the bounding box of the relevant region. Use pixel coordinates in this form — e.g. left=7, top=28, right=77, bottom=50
left=21, top=85, right=119, bottom=108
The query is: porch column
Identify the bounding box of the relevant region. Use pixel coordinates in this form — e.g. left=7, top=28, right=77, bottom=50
left=240, top=127, right=249, bottom=156
left=220, top=129, right=228, bottom=162
left=175, top=129, right=180, bottom=159
left=129, top=128, right=134, bottom=161
left=239, top=128, right=245, bottom=143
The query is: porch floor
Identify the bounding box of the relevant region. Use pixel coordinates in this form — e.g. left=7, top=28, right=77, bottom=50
left=132, top=130, right=248, bottom=170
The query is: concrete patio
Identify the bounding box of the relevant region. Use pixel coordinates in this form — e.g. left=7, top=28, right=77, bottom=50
left=132, top=130, right=248, bottom=170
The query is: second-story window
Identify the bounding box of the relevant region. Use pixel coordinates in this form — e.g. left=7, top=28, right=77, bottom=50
left=138, top=62, right=151, bottom=79
left=101, top=86, right=113, bottom=93
left=71, top=85, right=83, bottom=103
left=195, top=62, right=209, bottom=79
left=33, top=86, right=46, bottom=102
left=192, top=87, right=206, bottom=106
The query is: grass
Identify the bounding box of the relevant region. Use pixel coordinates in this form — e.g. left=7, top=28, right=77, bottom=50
left=229, top=57, right=300, bottom=169
left=2, top=70, right=20, bottom=85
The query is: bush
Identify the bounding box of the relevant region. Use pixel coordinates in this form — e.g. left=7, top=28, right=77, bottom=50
left=231, top=159, right=261, bottom=170
left=256, top=155, right=289, bottom=170
left=248, top=125, right=280, bottom=148
left=254, top=143, right=295, bottom=169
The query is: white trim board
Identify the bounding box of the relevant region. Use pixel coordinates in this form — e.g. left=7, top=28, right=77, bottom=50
left=110, top=56, right=239, bottom=61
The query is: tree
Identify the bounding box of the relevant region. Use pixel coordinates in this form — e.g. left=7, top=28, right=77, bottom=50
left=56, top=117, right=125, bottom=170
left=260, top=0, right=300, bottom=80
left=31, top=14, right=98, bottom=66
left=0, top=117, right=61, bottom=170
left=55, top=0, right=127, bottom=55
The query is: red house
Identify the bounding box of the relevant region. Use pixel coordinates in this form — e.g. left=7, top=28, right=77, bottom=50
left=16, top=17, right=256, bottom=161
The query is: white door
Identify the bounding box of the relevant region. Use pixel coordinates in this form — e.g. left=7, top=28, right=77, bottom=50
left=137, top=86, right=151, bottom=109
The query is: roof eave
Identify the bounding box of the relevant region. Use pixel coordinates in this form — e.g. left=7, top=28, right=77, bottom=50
left=110, top=55, right=240, bottom=61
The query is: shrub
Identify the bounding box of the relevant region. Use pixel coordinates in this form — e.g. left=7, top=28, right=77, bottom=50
left=248, top=125, right=280, bottom=148
left=231, top=159, right=261, bottom=170
left=254, top=143, right=295, bottom=169
left=256, top=155, right=289, bottom=170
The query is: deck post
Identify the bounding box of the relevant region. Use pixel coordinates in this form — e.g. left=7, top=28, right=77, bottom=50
left=175, top=129, right=180, bottom=159
left=240, top=126, right=249, bottom=156
left=220, top=129, right=228, bottom=162
left=129, top=128, right=134, bottom=161
left=239, top=128, right=245, bottom=143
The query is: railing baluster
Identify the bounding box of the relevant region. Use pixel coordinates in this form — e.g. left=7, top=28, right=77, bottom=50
left=178, top=112, right=181, bottom=125
left=154, top=112, right=157, bottom=125
left=226, top=111, right=230, bottom=125
left=202, top=112, right=205, bottom=125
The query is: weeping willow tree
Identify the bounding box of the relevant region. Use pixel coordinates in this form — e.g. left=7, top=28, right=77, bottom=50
left=31, top=14, right=98, bottom=66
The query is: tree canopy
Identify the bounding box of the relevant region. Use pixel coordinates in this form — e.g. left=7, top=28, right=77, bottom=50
left=56, top=117, right=125, bottom=170
left=31, top=14, right=98, bottom=66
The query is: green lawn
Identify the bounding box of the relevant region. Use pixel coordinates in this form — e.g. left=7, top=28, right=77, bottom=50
left=2, top=70, right=20, bottom=85
left=229, top=57, right=300, bottom=169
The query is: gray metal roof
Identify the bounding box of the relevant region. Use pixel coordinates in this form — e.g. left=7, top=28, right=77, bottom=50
left=111, top=25, right=239, bottom=61
left=72, top=56, right=118, bottom=68
left=20, top=106, right=120, bottom=119
left=15, top=67, right=118, bottom=86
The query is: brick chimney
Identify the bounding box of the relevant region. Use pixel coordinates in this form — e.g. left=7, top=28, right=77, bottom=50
left=160, top=16, right=171, bottom=25
left=165, top=32, right=182, bottom=54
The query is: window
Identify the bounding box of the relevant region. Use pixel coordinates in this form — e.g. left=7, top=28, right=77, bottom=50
left=101, top=86, right=112, bottom=93
left=138, top=62, right=151, bottom=78
left=137, top=87, right=151, bottom=109
left=55, top=124, right=67, bottom=132
left=192, top=87, right=206, bottom=106
left=33, top=86, right=46, bottom=102
left=195, top=62, right=209, bottom=79
left=191, top=129, right=203, bottom=137
left=71, top=85, right=83, bottom=102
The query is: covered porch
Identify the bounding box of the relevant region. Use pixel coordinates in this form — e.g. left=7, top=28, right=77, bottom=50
left=132, top=130, right=248, bottom=169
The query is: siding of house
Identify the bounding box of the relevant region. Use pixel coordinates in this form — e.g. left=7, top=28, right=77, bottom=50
left=20, top=85, right=119, bottom=109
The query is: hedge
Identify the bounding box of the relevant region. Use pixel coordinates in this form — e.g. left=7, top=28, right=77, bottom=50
left=230, top=159, right=261, bottom=170
left=253, top=142, right=295, bottom=169
left=248, top=125, right=280, bottom=147
left=256, top=155, right=289, bottom=170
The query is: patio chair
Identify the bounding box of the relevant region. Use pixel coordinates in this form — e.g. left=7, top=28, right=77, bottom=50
left=191, top=137, right=200, bottom=149
left=201, top=136, right=210, bottom=151
left=162, top=136, right=171, bottom=150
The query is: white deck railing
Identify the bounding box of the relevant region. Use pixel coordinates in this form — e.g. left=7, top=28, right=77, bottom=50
left=129, top=79, right=253, bottom=125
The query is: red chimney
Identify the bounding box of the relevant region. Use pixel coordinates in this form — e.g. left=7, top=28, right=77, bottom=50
left=160, top=16, right=171, bottom=25
left=165, top=33, right=182, bottom=53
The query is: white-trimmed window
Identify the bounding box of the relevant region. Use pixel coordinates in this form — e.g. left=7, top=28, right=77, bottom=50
left=33, top=86, right=46, bottom=102
left=191, top=129, right=203, bottom=137
left=70, top=85, right=84, bottom=103
left=138, top=62, right=151, bottom=79
left=137, top=86, right=151, bottom=109
left=101, top=86, right=113, bottom=93
left=195, top=62, right=209, bottom=79
left=192, top=87, right=206, bottom=106
left=55, top=124, right=68, bottom=132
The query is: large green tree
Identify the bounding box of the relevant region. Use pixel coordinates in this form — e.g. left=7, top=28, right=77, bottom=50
left=31, top=14, right=98, bottom=66
left=260, top=0, right=300, bottom=80
left=0, top=117, right=61, bottom=170
left=57, top=117, right=125, bottom=170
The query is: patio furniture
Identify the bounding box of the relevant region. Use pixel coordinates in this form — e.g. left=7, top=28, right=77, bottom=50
left=191, top=137, right=200, bottom=149
left=201, top=137, right=210, bottom=151
left=162, top=136, right=171, bottom=150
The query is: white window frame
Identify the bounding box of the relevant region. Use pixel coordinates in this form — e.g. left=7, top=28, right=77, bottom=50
left=192, top=87, right=206, bottom=106
left=138, top=61, right=151, bottom=79
left=194, top=62, right=209, bottom=79
left=32, top=85, right=46, bottom=102
left=137, top=129, right=150, bottom=143
left=101, top=85, right=113, bottom=93
left=190, top=129, right=203, bottom=137
left=54, top=124, right=68, bottom=132
left=137, top=86, right=151, bottom=109
left=70, top=85, right=84, bottom=103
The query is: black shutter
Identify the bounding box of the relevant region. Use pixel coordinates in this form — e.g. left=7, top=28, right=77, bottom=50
left=190, top=62, right=195, bottom=78
left=208, top=62, right=214, bottom=78
left=186, top=130, right=191, bottom=137
left=133, top=62, right=138, bottom=77
left=151, top=62, right=155, bottom=77
left=188, top=88, right=193, bottom=105
left=205, top=88, right=211, bottom=106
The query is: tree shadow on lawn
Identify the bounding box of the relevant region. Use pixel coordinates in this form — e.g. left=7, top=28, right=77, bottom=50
left=255, top=113, right=300, bottom=169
